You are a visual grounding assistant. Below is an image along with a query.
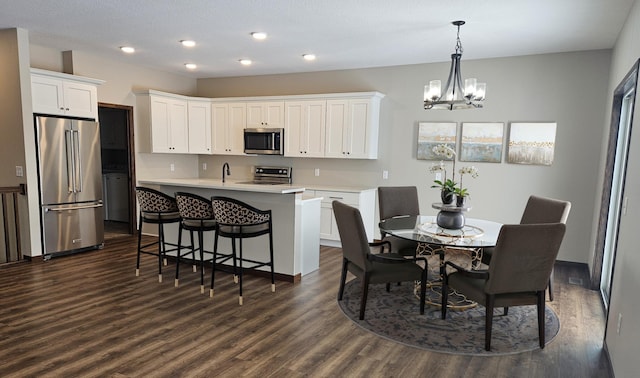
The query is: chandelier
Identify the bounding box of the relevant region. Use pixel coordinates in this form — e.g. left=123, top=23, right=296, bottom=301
left=424, top=21, right=486, bottom=110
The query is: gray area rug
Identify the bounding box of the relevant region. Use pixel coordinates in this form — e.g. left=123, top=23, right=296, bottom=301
left=337, top=279, right=560, bottom=355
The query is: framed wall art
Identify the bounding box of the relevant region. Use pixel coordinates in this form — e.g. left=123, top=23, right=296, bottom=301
left=417, top=122, right=457, bottom=160
left=460, top=122, right=504, bottom=163
left=507, top=122, right=557, bottom=165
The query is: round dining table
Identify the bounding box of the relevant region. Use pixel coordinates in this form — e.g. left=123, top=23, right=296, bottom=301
left=379, top=214, right=503, bottom=309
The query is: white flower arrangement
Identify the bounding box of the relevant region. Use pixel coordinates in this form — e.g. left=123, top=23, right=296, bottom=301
left=429, top=144, right=457, bottom=194
left=455, top=165, right=480, bottom=198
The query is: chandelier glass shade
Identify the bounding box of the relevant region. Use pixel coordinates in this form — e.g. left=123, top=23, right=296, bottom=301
left=424, top=21, right=486, bottom=110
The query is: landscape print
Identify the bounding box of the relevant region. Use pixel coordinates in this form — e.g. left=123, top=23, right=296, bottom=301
left=460, top=122, right=504, bottom=162
left=417, top=122, right=457, bottom=160
left=507, top=122, right=557, bottom=165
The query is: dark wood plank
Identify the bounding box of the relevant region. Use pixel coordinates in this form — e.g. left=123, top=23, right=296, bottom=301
left=0, top=235, right=612, bottom=377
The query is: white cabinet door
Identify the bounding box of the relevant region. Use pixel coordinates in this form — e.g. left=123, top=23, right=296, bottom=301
left=212, top=102, right=246, bottom=155
left=247, top=101, right=284, bottom=128
left=284, top=100, right=325, bottom=157
left=31, top=75, right=65, bottom=116
left=325, top=98, right=379, bottom=159
left=150, top=95, right=188, bottom=153
left=62, top=81, right=99, bottom=119
left=31, top=74, right=99, bottom=119
left=187, top=100, right=212, bottom=154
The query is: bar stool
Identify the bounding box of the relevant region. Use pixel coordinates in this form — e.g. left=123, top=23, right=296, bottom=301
left=135, top=186, right=182, bottom=282
left=210, top=196, right=275, bottom=305
left=174, top=192, right=232, bottom=294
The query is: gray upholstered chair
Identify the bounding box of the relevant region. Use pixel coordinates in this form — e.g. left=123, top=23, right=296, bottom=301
left=442, top=223, right=567, bottom=351
left=211, top=196, right=275, bottom=305
left=333, top=200, right=427, bottom=320
left=135, top=186, right=182, bottom=282
left=481, top=195, right=571, bottom=301
left=377, top=186, right=420, bottom=257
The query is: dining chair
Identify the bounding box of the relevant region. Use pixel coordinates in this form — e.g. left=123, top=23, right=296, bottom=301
left=481, top=195, right=571, bottom=301
left=135, top=187, right=182, bottom=282
left=377, top=186, right=421, bottom=257
left=441, top=222, right=567, bottom=351
left=333, top=200, right=427, bottom=320
left=210, top=196, right=275, bottom=305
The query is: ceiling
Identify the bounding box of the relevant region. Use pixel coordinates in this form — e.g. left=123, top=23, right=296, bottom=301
left=0, top=0, right=635, bottom=79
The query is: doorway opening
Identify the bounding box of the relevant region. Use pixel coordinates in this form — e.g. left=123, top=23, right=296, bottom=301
left=98, top=103, right=136, bottom=239
left=592, top=60, right=639, bottom=306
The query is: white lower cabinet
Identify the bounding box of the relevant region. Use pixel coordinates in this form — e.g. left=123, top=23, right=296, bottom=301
left=310, top=188, right=376, bottom=246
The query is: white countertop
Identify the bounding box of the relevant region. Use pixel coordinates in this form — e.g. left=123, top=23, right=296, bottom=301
left=138, top=178, right=305, bottom=194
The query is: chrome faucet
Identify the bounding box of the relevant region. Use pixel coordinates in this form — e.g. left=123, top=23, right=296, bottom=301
left=222, top=162, right=231, bottom=183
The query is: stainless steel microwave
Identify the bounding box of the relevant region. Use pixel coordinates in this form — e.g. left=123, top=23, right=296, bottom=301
left=244, top=128, right=284, bottom=155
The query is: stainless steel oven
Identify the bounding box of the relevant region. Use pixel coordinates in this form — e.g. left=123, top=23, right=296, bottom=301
left=244, top=128, right=284, bottom=155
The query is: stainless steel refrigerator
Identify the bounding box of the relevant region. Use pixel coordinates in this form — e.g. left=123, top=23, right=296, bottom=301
left=35, top=116, right=104, bottom=255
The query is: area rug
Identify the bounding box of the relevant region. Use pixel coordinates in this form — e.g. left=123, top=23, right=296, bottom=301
left=337, top=279, right=560, bottom=355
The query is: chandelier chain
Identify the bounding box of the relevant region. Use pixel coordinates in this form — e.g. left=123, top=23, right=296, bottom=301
left=455, top=24, right=463, bottom=55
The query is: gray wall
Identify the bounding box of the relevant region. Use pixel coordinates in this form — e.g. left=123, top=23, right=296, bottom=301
left=197, top=50, right=612, bottom=265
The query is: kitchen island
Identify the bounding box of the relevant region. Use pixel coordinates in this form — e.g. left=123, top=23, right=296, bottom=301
left=137, top=178, right=321, bottom=282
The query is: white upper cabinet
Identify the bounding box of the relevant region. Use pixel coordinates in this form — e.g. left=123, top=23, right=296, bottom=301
left=212, top=102, right=247, bottom=155
left=246, top=101, right=285, bottom=129
left=148, top=94, right=189, bottom=153
left=325, top=95, right=382, bottom=159
left=284, top=100, right=326, bottom=157
left=187, top=99, right=212, bottom=154
left=31, top=68, right=103, bottom=119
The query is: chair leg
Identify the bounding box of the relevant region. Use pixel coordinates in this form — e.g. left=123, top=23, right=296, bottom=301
left=136, top=215, right=143, bottom=277
left=548, top=269, right=554, bottom=301
left=269, top=226, right=275, bottom=293
left=503, top=307, right=509, bottom=316
left=175, top=223, right=183, bottom=287
left=485, top=295, right=495, bottom=351
left=385, top=283, right=391, bottom=292
left=198, top=230, right=205, bottom=294
left=538, top=291, right=546, bottom=349
left=419, top=269, right=427, bottom=315
left=231, top=236, right=238, bottom=284
left=338, top=258, right=348, bottom=300
left=237, top=237, right=243, bottom=305
left=190, top=231, right=196, bottom=272
left=359, top=273, right=371, bottom=320
left=157, top=223, right=164, bottom=283
left=441, top=274, right=449, bottom=319
left=211, top=231, right=220, bottom=298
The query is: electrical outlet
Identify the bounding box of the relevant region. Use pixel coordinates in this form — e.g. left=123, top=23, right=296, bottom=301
left=15, top=166, right=23, bottom=177
left=314, top=168, right=320, bottom=177
left=435, top=172, right=442, bottom=182
left=170, top=163, right=175, bottom=172
left=202, top=163, right=207, bottom=171
left=382, top=170, right=388, bottom=179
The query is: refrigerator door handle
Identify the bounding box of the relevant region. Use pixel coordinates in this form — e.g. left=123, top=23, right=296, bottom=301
left=44, top=203, right=103, bottom=212
left=65, top=129, right=75, bottom=193
left=73, top=130, right=83, bottom=193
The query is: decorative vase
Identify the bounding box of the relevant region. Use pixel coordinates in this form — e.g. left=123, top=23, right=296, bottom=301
left=441, top=189, right=454, bottom=205
left=456, top=195, right=466, bottom=207
left=436, top=210, right=465, bottom=230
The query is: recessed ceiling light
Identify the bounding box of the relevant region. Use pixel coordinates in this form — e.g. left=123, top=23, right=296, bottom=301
left=184, top=63, right=197, bottom=70
left=302, top=54, right=316, bottom=61
left=180, top=40, right=196, bottom=47
left=251, top=32, right=267, bottom=40
left=239, top=59, right=252, bottom=66
left=120, top=46, right=135, bottom=54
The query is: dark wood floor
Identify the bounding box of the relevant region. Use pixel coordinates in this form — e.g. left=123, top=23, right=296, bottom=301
left=0, top=235, right=612, bottom=377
